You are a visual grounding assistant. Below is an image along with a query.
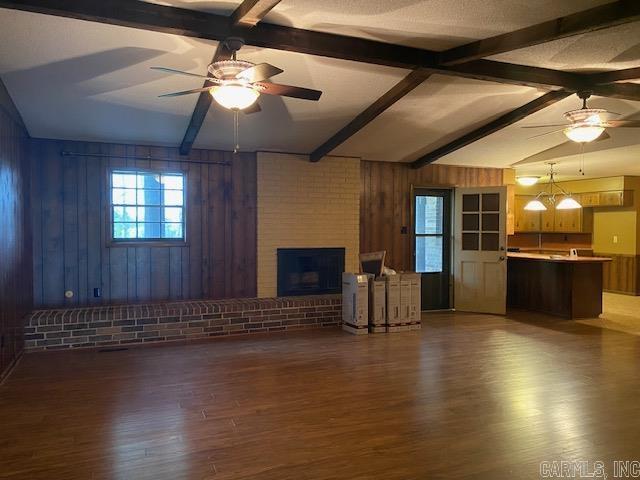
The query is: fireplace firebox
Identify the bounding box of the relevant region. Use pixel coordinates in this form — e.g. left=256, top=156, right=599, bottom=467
left=277, top=248, right=345, bottom=296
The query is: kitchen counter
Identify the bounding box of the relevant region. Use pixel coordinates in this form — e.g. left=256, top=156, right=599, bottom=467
left=507, top=252, right=611, bottom=263
left=507, top=253, right=610, bottom=319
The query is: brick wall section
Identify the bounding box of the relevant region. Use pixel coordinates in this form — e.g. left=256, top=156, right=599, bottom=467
left=24, top=295, right=341, bottom=352
left=257, top=152, right=360, bottom=297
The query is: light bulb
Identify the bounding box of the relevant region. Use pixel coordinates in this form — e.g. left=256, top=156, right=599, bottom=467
left=516, top=176, right=540, bottom=186
left=524, top=199, right=547, bottom=211
left=564, top=125, right=604, bottom=143
left=210, top=85, right=259, bottom=110
left=556, top=197, right=582, bottom=210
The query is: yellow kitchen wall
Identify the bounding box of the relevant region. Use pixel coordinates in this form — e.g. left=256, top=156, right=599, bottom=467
left=593, top=209, right=636, bottom=255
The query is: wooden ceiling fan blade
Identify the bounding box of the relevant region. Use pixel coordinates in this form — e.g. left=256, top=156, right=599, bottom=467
left=257, top=82, right=322, bottom=101
left=521, top=124, right=570, bottom=129
left=159, top=86, right=212, bottom=97
left=237, top=63, right=284, bottom=83
left=242, top=102, right=262, bottom=114
left=603, top=120, right=640, bottom=128
left=527, top=128, right=566, bottom=139
left=151, top=66, right=216, bottom=81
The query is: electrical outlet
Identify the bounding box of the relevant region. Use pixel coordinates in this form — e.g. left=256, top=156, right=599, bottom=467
left=613, top=235, right=618, bottom=244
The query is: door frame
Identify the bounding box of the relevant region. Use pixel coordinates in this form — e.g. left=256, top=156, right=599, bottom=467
left=411, top=185, right=455, bottom=311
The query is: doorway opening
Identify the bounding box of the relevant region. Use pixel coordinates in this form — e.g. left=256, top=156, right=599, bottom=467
left=413, top=188, right=452, bottom=310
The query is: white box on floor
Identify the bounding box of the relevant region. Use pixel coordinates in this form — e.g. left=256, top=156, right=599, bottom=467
left=402, top=272, right=422, bottom=327
left=368, top=276, right=386, bottom=333
left=342, top=273, right=369, bottom=335
left=385, top=274, right=401, bottom=331
left=399, top=275, right=411, bottom=324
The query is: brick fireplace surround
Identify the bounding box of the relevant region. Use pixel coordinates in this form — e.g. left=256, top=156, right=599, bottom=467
left=25, top=296, right=341, bottom=352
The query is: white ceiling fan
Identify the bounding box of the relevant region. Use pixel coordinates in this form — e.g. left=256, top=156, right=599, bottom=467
left=521, top=91, right=640, bottom=143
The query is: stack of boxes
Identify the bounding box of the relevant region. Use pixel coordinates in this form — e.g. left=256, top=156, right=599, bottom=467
left=342, top=270, right=421, bottom=335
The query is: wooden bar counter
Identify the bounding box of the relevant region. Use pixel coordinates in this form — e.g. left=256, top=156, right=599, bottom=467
left=507, top=252, right=611, bottom=319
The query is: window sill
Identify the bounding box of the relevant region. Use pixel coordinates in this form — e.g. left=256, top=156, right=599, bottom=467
left=107, top=240, right=188, bottom=248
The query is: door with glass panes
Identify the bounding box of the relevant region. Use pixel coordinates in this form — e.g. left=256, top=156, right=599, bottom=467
left=414, top=189, right=452, bottom=310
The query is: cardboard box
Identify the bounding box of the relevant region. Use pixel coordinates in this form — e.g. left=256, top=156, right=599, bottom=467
left=342, top=273, right=369, bottom=335
left=368, top=276, right=386, bottom=333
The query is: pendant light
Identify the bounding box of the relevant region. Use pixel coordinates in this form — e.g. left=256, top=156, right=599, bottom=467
left=523, top=163, right=582, bottom=211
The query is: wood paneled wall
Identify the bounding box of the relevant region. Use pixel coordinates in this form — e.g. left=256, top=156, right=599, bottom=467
left=31, top=139, right=256, bottom=308
left=360, top=161, right=504, bottom=271
left=0, top=87, right=31, bottom=379
left=597, top=253, right=640, bottom=295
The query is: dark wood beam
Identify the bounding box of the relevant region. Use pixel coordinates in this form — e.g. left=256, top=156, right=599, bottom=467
left=230, top=0, right=281, bottom=27
left=410, top=90, right=572, bottom=169
left=309, top=69, right=432, bottom=162
left=0, top=0, right=587, bottom=90
left=589, top=82, right=640, bottom=102
left=439, top=0, right=640, bottom=65
left=589, top=67, right=640, bottom=85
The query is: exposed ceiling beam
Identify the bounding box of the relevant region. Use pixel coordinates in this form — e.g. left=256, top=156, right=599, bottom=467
left=589, top=67, right=640, bottom=85
left=179, top=42, right=233, bottom=155
left=309, top=69, right=432, bottom=162
left=230, top=0, right=281, bottom=27
left=589, top=82, right=640, bottom=102
left=410, top=90, right=572, bottom=169
left=439, top=0, right=640, bottom=66
left=179, top=0, right=280, bottom=154
left=0, top=0, right=587, bottom=90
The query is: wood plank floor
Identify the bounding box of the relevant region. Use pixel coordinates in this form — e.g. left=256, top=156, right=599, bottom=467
left=2, top=311, right=640, bottom=479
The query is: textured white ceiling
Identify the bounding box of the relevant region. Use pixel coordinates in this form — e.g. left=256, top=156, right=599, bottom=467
left=144, top=0, right=613, bottom=50
left=332, top=75, right=546, bottom=161
left=491, top=22, right=640, bottom=72
left=0, top=2, right=639, bottom=179
left=0, top=8, right=406, bottom=150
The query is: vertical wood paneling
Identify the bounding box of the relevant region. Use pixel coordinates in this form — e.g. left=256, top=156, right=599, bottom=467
left=597, top=253, right=638, bottom=295
left=360, top=160, right=503, bottom=271
left=0, top=100, right=31, bottom=379
left=31, top=139, right=257, bottom=308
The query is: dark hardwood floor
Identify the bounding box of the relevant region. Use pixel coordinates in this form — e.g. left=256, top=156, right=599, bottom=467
left=1, top=311, right=640, bottom=479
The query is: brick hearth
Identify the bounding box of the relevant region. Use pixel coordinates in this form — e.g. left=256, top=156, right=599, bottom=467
left=25, top=295, right=341, bottom=352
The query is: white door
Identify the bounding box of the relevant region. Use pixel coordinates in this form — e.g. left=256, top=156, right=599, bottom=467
left=454, top=186, right=507, bottom=314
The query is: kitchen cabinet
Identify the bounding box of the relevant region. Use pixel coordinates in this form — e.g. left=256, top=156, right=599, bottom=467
left=554, top=207, right=582, bottom=233
left=578, top=190, right=633, bottom=207
left=514, top=195, right=592, bottom=233
left=514, top=195, right=540, bottom=232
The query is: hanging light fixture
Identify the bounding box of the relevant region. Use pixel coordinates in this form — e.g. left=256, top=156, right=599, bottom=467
left=523, top=163, right=582, bottom=211
left=564, top=125, right=605, bottom=143
left=516, top=176, right=540, bottom=186
left=524, top=199, right=547, bottom=211
left=210, top=83, right=259, bottom=110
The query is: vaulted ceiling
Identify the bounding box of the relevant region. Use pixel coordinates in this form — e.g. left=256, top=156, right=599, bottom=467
left=0, top=0, right=639, bottom=179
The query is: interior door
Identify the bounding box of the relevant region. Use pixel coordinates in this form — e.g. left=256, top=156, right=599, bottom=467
left=454, top=187, right=507, bottom=314
left=414, top=189, right=452, bottom=310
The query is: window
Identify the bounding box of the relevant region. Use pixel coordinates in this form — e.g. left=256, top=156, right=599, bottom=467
left=110, top=170, right=185, bottom=242
left=415, top=195, right=444, bottom=273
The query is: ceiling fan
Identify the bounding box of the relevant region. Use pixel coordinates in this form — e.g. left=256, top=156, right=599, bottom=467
left=522, top=91, right=640, bottom=143
left=151, top=37, right=322, bottom=112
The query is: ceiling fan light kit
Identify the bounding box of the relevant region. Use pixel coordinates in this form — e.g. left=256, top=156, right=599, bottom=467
left=210, top=84, right=260, bottom=110
left=563, top=124, right=605, bottom=143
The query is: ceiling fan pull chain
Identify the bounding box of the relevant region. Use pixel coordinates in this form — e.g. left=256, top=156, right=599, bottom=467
left=579, top=143, right=585, bottom=176
left=234, top=110, right=240, bottom=154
